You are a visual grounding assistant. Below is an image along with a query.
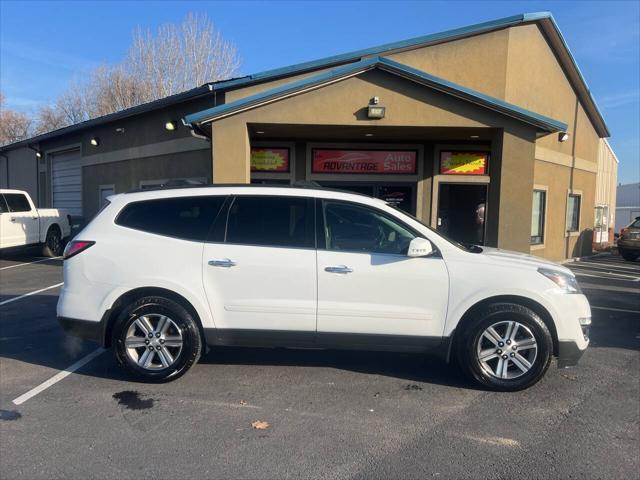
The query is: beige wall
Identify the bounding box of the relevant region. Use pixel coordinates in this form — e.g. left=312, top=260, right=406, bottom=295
left=210, top=70, right=539, bottom=253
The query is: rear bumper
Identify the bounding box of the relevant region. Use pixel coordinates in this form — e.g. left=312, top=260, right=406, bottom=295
left=58, top=316, right=106, bottom=346
left=557, top=340, right=587, bottom=368
left=617, top=239, right=640, bottom=251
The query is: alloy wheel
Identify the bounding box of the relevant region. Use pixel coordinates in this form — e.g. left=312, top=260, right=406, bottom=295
left=476, top=320, right=538, bottom=379
left=124, top=314, right=183, bottom=370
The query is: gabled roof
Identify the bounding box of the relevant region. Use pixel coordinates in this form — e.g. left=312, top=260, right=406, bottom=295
left=210, top=12, right=608, bottom=137
left=183, top=56, right=568, bottom=134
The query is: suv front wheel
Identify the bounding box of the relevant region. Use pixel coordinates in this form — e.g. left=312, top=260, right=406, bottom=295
left=457, top=303, right=553, bottom=391
left=112, top=296, right=202, bottom=382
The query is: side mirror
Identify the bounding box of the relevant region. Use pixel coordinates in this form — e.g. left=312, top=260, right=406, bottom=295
left=407, top=237, right=434, bottom=257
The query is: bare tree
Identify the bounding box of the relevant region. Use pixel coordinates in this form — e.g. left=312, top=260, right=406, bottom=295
left=0, top=94, right=33, bottom=145
left=33, top=104, right=68, bottom=135
left=125, top=13, right=240, bottom=100
left=12, top=13, right=241, bottom=135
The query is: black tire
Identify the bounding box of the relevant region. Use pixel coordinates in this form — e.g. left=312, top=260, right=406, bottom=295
left=619, top=249, right=639, bottom=262
left=112, top=296, right=202, bottom=382
left=42, top=227, right=63, bottom=257
left=457, top=303, right=553, bottom=391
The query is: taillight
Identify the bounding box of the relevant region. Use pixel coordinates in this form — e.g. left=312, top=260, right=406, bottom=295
left=63, top=240, right=95, bottom=260
left=620, top=227, right=628, bottom=236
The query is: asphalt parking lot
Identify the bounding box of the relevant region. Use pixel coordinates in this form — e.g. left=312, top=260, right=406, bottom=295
left=1, top=252, right=638, bottom=479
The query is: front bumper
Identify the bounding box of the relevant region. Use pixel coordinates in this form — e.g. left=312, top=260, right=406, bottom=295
left=557, top=340, right=587, bottom=368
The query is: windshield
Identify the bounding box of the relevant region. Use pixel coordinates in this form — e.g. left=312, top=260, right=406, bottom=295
left=388, top=205, right=483, bottom=253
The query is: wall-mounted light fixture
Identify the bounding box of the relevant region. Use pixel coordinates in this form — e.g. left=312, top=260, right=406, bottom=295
left=90, top=137, right=100, bottom=146
left=470, top=135, right=480, bottom=139
left=35, top=151, right=42, bottom=158
left=255, top=130, right=265, bottom=134
left=558, top=132, right=570, bottom=142
left=367, top=96, right=385, bottom=119
left=115, top=127, right=125, bottom=134
left=165, top=121, right=177, bottom=131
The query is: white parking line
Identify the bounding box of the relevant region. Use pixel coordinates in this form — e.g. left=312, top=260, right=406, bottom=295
left=12, top=348, right=106, bottom=405
left=0, top=282, right=64, bottom=307
left=580, top=261, right=640, bottom=271
left=571, top=263, right=640, bottom=275
left=592, top=305, right=640, bottom=314
left=571, top=269, right=640, bottom=281
left=0, top=257, right=61, bottom=271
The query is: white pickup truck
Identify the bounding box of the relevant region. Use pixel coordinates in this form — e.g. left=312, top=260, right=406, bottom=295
left=0, top=189, right=72, bottom=257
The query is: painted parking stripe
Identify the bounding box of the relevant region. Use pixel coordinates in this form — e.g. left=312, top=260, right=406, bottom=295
left=12, top=348, right=106, bottom=405
left=571, top=262, right=640, bottom=273
left=591, top=305, right=640, bottom=314
left=0, top=257, right=61, bottom=271
left=0, top=282, right=64, bottom=307
left=581, top=261, right=640, bottom=270
left=570, top=269, right=640, bottom=281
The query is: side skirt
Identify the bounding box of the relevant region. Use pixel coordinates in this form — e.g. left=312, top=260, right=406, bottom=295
left=204, top=329, right=447, bottom=355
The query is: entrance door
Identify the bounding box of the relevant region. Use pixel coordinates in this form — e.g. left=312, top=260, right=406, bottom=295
left=319, top=183, right=416, bottom=215
left=437, top=183, right=487, bottom=245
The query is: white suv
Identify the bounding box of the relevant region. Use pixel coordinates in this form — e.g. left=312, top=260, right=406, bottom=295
left=57, top=185, right=590, bottom=390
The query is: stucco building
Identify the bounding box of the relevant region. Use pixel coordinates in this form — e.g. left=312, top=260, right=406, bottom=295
left=0, top=12, right=616, bottom=261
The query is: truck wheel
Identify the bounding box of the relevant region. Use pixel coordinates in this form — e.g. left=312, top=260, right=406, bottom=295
left=457, top=303, right=553, bottom=391
left=42, top=227, right=63, bottom=257
left=112, top=296, right=202, bottom=383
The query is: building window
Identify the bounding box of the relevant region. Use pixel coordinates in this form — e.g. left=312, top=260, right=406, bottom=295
left=531, top=190, right=546, bottom=244
left=566, top=193, right=581, bottom=233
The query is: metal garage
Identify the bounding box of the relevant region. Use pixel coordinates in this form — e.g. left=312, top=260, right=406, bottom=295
left=51, top=149, right=82, bottom=216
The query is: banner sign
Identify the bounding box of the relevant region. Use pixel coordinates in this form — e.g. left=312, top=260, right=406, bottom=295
left=312, top=149, right=417, bottom=174
left=440, top=151, right=489, bottom=175
left=250, top=147, right=290, bottom=172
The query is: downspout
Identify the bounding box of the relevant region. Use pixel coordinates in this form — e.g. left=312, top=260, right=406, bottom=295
left=0, top=152, right=8, bottom=189
left=27, top=143, right=41, bottom=207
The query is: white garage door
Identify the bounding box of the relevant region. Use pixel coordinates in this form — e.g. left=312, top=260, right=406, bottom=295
left=52, top=149, right=82, bottom=216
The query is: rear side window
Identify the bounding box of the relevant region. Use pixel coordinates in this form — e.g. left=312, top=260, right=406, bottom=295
left=225, top=195, right=314, bottom=248
left=4, top=193, right=31, bottom=212
left=116, top=196, right=226, bottom=241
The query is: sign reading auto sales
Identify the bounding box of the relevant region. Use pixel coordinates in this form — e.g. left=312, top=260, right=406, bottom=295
left=312, top=149, right=417, bottom=174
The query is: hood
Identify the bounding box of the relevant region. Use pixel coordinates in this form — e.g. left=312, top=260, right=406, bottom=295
left=479, top=246, right=571, bottom=273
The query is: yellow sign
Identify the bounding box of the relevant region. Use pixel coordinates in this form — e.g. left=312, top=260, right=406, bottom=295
left=250, top=148, right=289, bottom=172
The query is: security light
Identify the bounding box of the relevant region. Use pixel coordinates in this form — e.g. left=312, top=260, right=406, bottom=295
left=470, top=135, right=480, bottom=139
left=165, top=121, right=177, bottom=131
left=35, top=151, right=42, bottom=158
left=364, top=133, right=374, bottom=137
left=90, top=137, right=100, bottom=146
left=558, top=132, right=570, bottom=142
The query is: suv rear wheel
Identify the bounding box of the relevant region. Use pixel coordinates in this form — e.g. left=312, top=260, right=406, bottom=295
left=112, top=296, right=202, bottom=382
left=457, top=303, right=553, bottom=391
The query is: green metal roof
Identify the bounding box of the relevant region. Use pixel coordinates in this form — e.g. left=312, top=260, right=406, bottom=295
left=183, top=56, right=568, bottom=133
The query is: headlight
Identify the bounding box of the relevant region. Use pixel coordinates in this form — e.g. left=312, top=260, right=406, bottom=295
left=538, top=267, right=582, bottom=294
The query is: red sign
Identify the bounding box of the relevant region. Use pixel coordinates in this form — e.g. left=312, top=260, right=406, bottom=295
left=312, top=149, right=417, bottom=174
left=440, top=151, right=488, bottom=175
left=250, top=147, right=290, bottom=172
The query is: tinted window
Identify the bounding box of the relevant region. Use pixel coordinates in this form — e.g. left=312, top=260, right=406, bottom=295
left=0, top=195, right=8, bottom=213
left=630, top=218, right=640, bottom=228
left=4, top=193, right=31, bottom=212
left=225, top=196, right=314, bottom=248
left=322, top=201, right=416, bottom=255
left=116, top=196, right=226, bottom=241
left=531, top=190, right=546, bottom=244
left=566, top=194, right=581, bottom=232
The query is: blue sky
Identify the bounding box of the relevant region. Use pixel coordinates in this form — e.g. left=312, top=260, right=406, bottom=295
left=1, top=0, right=638, bottom=182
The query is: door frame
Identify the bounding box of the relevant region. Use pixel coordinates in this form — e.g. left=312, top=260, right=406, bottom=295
left=435, top=181, right=490, bottom=245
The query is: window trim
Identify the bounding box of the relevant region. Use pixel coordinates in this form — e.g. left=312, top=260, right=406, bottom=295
left=530, top=185, right=548, bottom=249
left=317, top=198, right=424, bottom=257
left=565, top=190, right=582, bottom=236
left=222, top=194, right=316, bottom=250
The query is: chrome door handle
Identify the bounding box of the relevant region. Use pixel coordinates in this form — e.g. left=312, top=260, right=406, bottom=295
left=325, top=265, right=353, bottom=274
left=208, top=259, right=236, bottom=268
